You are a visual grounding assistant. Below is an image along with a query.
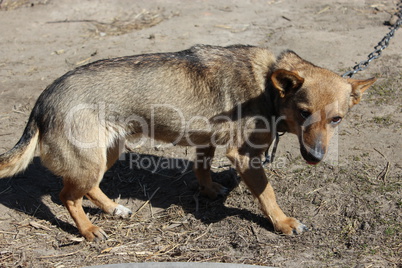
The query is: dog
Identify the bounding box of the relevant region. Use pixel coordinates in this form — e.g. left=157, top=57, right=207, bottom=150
left=0, top=45, right=376, bottom=241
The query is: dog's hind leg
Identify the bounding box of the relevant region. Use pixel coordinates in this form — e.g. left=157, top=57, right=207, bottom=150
left=85, top=187, right=132, bottom=218
left=51, top=141, right=130, bottom=241
left=226, top=146, right=307, bottom=235
left=60, top=177, right=108, bottom=241
left=194, top=146, right=228, bottom=199
left=85, top=140, right=132, bottom=218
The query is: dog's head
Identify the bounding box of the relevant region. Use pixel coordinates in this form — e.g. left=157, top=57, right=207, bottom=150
left=271, top=51, right=376, bottom=164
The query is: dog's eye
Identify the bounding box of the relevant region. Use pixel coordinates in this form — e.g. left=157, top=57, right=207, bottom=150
left=300, top=110, right=311, bottom=119
left=331, top=116, right=342, bottom=125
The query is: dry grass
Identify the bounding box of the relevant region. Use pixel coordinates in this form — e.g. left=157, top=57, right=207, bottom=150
left=88, top=9, right=166, bottom=37
left=0, top=0, right=49, bottom=10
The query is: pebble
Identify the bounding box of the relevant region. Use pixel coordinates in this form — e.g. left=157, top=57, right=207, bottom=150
left=388, top=14, right=399, bottom=26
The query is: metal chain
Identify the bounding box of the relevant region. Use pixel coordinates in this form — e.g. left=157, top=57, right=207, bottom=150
left=342, top=1, right=402, bottom=78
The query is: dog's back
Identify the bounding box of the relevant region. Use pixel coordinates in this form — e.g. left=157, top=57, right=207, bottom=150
left=30, top=45, right=274, bottom=146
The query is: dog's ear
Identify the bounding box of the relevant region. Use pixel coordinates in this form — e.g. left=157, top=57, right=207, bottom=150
left=348, top=77, right=377, bottom=105
left=271, top=69, right=304, bottom=98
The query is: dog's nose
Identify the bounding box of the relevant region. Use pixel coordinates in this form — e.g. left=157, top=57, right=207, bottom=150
left=300, top=142, right=326, bottom=165
left=307, top=146, right=325, bottom=163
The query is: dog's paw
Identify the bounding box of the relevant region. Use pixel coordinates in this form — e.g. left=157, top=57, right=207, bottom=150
left=113, top=204, right=133, bottom=218
left=200, top=182, right=228, bottom=199
left=275, top=217, right=308, bottom=235
left=82, top=225, right=108, bottom=242
left=292, top=221, right=308, bottom=235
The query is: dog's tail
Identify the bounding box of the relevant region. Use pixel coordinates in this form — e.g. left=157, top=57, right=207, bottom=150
left=0, top=116, right=39, bottom=178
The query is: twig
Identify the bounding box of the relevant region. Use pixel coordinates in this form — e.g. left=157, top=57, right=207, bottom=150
left=38, top=250, right=81, bottom=259
left=377, top=162, right=390, bottom=182
left=306, top=187, right=322, bottom=195
left=250, top=225, right=261, bottom=243
left=193, top=192, right=199, bottom=213
left=75, top=56, right=93, bottom=66
left=317, top=6, right=330, bottom=15
left=374, top=148, right=391, bottom=182
left=194, top=224, right=212, bottom=241
left=0, top=254, right=13, bottom=262
left=171, top=170, right=193, bottom=183
left=314, top=200, right=328, bottom=216
left=46, top=19, right=102, bottom=24
left=148, top=187, right=160, bottom=201
left=374, top=148, right=386, bottom=158
left=145, top=243, right=180, bottom=260
left=131, top=187, right=160, bottom=218
left=0, top=230, right=17, bottom=235
left=131, top=200, right=149, bottom=218
left=0, top=186, right=11, bottom=194
left=12, top=109, right=26, bottom=115
left=148, top=195, right=154, bottom=218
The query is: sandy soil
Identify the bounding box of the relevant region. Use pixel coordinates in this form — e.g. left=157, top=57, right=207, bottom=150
left=0, top=0, right=401, bottom=267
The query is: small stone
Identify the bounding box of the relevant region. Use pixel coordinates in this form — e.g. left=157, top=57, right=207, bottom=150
left=388, top=14, right=399, bottom=26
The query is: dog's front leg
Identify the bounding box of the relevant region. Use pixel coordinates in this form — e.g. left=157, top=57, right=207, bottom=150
left=226, top=147, right=307, bottom=235
left=194, top=146, right=228, bottom=199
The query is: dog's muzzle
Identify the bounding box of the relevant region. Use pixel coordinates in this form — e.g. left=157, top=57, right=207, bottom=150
left=300, top=142, right=326, bottom=165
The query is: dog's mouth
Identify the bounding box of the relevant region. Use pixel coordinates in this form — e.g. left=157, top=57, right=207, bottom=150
left=300, top=143, right=326, bottom=165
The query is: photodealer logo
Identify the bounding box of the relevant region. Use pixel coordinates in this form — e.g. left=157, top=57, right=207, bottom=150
left=63, top=102, right=280, bottom=150
left=129, top=153, right=191, bottom=174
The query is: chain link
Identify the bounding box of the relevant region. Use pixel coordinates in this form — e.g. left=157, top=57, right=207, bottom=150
left=342, top=1, right=402, bottom=78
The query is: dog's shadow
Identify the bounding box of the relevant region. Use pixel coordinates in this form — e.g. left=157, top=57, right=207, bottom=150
left=0, top=153, right=274, bottom=237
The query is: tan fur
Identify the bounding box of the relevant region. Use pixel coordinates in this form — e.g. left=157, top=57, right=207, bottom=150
left=0, top=45, right=376, bottom=241
left=0, top=126, right=39, bottom=178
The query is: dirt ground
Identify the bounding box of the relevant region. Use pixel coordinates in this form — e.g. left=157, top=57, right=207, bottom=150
left=0, top=0, right=401, bottom=267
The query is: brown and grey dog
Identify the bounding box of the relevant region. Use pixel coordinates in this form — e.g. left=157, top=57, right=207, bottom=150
left=0, top=45, right=375, bottom=241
